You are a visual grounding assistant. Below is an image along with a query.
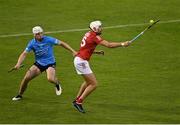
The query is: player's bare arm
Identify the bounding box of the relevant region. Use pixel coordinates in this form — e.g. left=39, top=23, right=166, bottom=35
left=99, top=39, right=130, bottom=48
left=58, top=41, right=77, bottom=56
left=93, top=50, right=104, bottom=55
left=14, top=51, right=28, bottom=69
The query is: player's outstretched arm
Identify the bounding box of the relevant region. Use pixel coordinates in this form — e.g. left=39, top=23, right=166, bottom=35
left=99, top=40, right=130, bottom=48
left=14, top=51, right=28, bottom=69
left=59, top=41, right=77, bottom=56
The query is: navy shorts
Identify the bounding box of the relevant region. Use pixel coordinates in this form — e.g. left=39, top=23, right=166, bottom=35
left=34, top=62, right=56, bottom=72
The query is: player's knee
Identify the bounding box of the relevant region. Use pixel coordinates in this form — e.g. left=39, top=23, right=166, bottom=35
left=93, top=84, right=98, bottom=90
left=91, top=80, right=98, bottom=88
left=24, top=71, right=33, bottom=81
left=24, top=73, right=31, bottom=81
left=24, top=76, right=31, bottom=82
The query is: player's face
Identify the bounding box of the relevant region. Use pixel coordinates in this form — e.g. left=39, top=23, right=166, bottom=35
left=34, top=32, right=43, bottom=41
left=96, top=26, right=102, bottom=35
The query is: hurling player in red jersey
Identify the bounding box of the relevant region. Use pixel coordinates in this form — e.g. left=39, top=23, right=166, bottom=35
left=73, top=21, right=130, bottom=113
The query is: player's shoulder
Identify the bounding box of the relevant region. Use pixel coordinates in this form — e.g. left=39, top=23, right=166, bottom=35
left=89, top=31, right=102, bottom=39
left=43, top=35, right=57, bottom=42
left=28, top=38, right=35, bottom=44
left=85, top=31, right=97, bottom=39
left=86, top=31, right=96, bottom=36
left=44, top=35, right=60, bottom=44
left=43, top=35, right=55, bottom=40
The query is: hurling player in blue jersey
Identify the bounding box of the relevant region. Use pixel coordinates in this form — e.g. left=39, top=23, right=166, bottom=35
left=12, top=26, right=77, bottom=101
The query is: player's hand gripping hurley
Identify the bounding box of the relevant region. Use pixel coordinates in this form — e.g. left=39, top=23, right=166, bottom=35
left=8, top=64, right=24, bottom=73
left=129, top=20, right=160, bottom=44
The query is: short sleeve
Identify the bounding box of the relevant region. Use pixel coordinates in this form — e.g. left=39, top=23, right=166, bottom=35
left=48, top=36, right=61, bottom=45
left=25, top=41, right=33, bottom=52
left=94, top=36, right=103, bottom=44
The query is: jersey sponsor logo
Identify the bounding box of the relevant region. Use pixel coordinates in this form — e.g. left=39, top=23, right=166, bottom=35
left=33, top=43, right=50, bottom=56
left=35, top=47, right=49, bottom=56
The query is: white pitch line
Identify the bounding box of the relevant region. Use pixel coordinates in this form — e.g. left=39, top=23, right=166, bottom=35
left=0, top=19, right=180, bottom=38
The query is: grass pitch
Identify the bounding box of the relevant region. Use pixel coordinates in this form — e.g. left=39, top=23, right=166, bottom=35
left=0, top=0, right=180, bottom=123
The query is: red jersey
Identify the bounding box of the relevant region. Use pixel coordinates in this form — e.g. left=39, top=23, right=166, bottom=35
left=77, top=31, right=103, bottom=61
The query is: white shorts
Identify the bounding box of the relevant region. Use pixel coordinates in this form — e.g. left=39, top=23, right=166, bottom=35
left=74, top=56, right=93, bottom=75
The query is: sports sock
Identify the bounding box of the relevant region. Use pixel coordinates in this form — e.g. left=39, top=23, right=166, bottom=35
left=76, top=96, right=81, bottom=100
left=76, top=98, right=83, bottom=104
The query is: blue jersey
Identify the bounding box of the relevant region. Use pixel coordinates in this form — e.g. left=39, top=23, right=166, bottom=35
left=25, top=36, right=60, bottom=66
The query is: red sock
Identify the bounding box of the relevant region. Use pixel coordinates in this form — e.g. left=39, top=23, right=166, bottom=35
left=76, top=96, right=81, bottom=100
left=76, top=98, right=83, bottom=104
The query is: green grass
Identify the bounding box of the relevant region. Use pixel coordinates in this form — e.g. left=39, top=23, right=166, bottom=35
left=0, top=0, right=180, bottom=123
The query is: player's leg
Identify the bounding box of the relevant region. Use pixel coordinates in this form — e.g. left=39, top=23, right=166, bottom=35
left=19, top=65, right=41, bottom=95
left=77, top=73, right=97, bottom=103
left=73, top=57, right=96, bottom=113
left=75, top=81, right=88, bottom=99
left=12, top=65, right=41, bottom=100
left=46, top=67, right=62, bottom=95
left=73, top=73, right=97, bottom=113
